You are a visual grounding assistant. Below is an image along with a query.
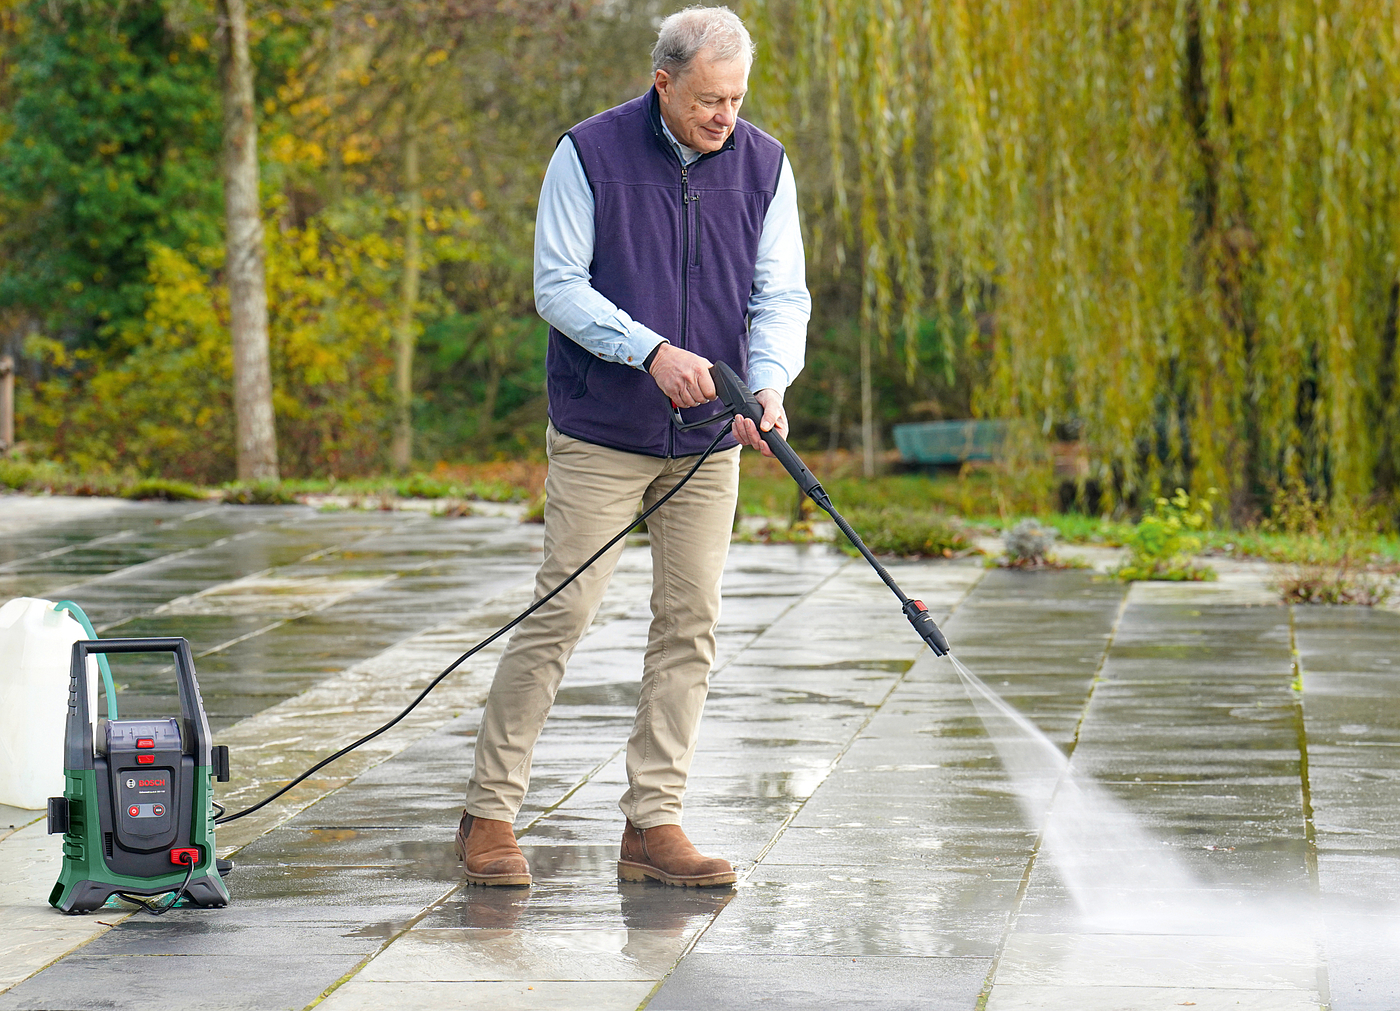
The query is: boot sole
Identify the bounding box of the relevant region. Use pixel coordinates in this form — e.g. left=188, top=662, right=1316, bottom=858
left=463, top=872, right=532, bottom=888
left=617, top=859, right=736, bottom=888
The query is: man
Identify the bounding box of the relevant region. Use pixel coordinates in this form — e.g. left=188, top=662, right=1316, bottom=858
left=457, top=5, right=809, bottom=888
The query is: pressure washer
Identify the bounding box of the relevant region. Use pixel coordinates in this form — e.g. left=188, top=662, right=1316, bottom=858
left=41, top=362, right=950, bottom=909
left=46, top=636, right=231, bottom=913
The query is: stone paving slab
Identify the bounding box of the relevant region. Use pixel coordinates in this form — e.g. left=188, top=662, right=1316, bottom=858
left=1293, top=605, right=1400, bottom=1010
left=648, top=954, right=992, bottom=1010
left=4, top=498, right=1400, bottom=1009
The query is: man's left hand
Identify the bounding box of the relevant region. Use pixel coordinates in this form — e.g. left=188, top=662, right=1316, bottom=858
left=732, top=389, right=787, bottom=458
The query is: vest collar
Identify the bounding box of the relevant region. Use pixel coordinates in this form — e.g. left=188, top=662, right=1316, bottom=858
left=645, top=87, right=737, bottom=166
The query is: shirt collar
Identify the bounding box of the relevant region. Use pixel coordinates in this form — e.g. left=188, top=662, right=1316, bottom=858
left=658, top=116, right=703, bottom=166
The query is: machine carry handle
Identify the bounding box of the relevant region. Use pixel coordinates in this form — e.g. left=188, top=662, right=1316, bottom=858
left=65, top=638, right=214, bottom=773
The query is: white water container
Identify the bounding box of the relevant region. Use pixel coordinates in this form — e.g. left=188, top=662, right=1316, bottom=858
left=0, top=598, right=98, bottom=809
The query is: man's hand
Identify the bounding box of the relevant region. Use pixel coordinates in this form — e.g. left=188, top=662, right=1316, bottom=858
left=649, top=343, right=716, bottom=408
left=733, top=389, right=787, bottom=458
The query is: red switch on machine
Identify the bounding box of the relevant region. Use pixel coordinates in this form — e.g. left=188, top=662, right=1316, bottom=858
left=137, top=755, right=154, bottom=765
left=137, top=738, right=154, bottom=749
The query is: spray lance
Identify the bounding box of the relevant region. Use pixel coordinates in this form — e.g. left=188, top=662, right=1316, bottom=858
left=214, top=361, right=950, bottom=828
left=677, top=361, right=951, bottom=657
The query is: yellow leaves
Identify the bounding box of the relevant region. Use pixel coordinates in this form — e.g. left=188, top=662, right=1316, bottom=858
left=22, top=334, right=71, bottom=369
left=341, top=141, right=372, bottom=165
left=190, top=33, right=208, bottom=52
left=425, top=49, right=449, bottom=67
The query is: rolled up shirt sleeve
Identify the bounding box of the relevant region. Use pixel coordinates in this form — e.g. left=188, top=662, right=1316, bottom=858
left=533, top=137, right=667, bottom=370
left=745, top=153, right=811, bottom=396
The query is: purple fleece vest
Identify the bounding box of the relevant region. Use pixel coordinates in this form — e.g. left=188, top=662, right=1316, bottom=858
left=546, top=89, right=785, bottom=457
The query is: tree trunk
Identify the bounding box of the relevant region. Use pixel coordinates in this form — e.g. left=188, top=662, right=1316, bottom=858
left=391, top=118, right=422, bottom=472
left=218, top=0, right=278, bottom=481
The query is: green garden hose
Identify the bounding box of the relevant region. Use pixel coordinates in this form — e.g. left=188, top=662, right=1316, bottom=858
left=55, top=600, right=118, bottom=721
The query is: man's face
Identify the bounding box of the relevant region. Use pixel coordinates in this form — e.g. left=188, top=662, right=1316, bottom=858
left=654, top=50, right=749, bottom=154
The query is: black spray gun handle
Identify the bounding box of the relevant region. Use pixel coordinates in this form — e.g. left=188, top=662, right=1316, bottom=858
left=690, top=361, right=951, bottom=657
left=708, top=362, right=825, bottom=501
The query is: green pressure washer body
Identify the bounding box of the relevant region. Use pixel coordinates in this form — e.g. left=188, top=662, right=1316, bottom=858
left=46, top=637, right=232, bottom=913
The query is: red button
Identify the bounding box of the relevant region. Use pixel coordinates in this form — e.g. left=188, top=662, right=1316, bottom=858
left=153, top=805, right=165, bottom=817
left=137, top=739, right=154, bottom=749
left=137, top=755, right=154, bottom=764
left=128, top=806, right=140, bottom=817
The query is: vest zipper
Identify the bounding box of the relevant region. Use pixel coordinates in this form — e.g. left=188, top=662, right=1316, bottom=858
left=690, top=191, right=701, bottom=267
left=680, top=165, right=690, bottom=348
left=673, top=164, right=691, bottom=459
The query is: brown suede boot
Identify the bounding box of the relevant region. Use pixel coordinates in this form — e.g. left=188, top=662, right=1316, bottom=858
left=618, top=820, right=736, bottom=888
left=455, top=811, right=531, bottom=887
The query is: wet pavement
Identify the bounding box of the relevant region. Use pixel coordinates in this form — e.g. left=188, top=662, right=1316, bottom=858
left=1, top=495, right=1398, bottom=1009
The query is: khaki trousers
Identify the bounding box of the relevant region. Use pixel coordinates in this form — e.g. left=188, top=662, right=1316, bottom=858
left=465, top=423, right=740, bottom=829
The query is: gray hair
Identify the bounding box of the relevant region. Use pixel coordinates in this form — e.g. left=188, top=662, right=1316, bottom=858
left=651, top=6, right=755, bottom=77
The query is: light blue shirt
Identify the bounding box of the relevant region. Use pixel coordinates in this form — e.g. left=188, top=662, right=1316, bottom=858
left=533, top=118, right=810, bottom=395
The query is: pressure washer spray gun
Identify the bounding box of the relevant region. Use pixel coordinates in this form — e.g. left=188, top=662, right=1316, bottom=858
left=677, top=361, right=951, bottom=657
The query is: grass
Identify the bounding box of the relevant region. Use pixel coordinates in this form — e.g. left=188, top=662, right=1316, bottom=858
left=736, top=450, right=1049, bottom=520
left=840, top=506, right=973, bottom=557
left=124, top=478, right=206, bottom=501
left=0, top=456, right=544, bottom=507
left=221, top=481, right=300, bottom=505
left=1275, top=566, right=1393, bottom=606
left=4, top=449, right=1399, bottom=581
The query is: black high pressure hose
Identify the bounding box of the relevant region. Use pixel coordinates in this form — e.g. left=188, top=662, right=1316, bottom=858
left=217, top=362, right=952, bottom=825
left=216, top=418, right=736, bottom=825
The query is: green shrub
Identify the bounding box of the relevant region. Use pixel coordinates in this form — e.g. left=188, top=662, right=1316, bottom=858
left=0, top=461, right=37, bottom=490
left=393, top=473, right=462, bottom=499
left=124, top=478, right=206, bottom=501
left=842, top=507, right=971, bottom=558
left=1113, top=488, right=1217, bottom=581
left=222, top=481, right=299, bottom=505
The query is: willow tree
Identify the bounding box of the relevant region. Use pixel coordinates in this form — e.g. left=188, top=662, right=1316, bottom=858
left=745, top=0, right=1400, bottom=513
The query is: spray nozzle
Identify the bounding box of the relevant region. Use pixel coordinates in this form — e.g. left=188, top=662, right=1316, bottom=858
left=902, top=599, right=951, bottom=657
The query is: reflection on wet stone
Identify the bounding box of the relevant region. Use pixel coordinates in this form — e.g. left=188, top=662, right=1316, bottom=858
left=4, top=506, right=1398, bottom=1010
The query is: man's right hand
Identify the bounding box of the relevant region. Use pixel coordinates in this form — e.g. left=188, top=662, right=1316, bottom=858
left=648, top=343, right=716, bottom=408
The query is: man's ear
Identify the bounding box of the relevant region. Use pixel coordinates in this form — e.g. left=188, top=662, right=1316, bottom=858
left=654, top=68, right=672, bottom=99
